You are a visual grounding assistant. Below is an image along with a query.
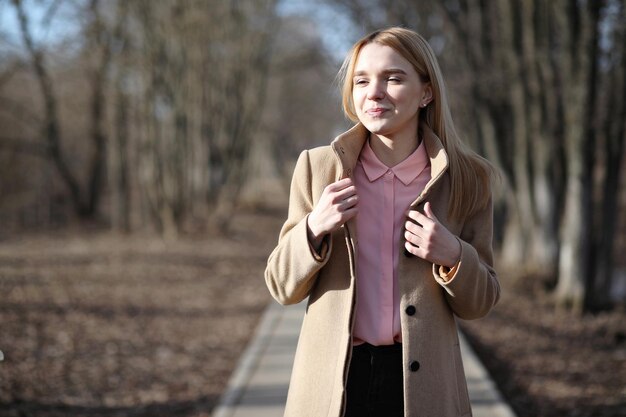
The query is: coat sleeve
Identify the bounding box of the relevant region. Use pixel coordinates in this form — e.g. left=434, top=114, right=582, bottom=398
left=432, top=195, right=500, bottom=319
left=265, top=150, right=333, bottom=305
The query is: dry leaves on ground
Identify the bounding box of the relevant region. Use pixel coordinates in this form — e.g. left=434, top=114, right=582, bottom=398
left=461, top=274, right=626, bottom=417
left=0, top=209, right=284, bottom=417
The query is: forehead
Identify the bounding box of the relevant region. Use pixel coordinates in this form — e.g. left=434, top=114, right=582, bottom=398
left=353, top=43, right=415, bottom=74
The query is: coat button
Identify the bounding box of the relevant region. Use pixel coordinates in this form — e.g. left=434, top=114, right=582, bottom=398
left=410, top=361, right=420, bottom=372
left=405, top=305, right=416, bottom=316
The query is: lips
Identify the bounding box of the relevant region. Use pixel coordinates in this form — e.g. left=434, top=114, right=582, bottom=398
left=366, top=107, right=389, bottom=116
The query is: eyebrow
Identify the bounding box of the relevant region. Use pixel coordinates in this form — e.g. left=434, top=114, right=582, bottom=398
left=353, top=68, right=408, bottom=77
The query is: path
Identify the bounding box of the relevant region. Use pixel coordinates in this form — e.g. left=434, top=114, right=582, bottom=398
left=212, top=301, right=517, bottom=417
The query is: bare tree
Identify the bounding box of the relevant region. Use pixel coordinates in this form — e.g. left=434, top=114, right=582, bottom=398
left=10, top=0, right=82, bottom=213
left=6, top=0, right=113, bottom=219
left=323, top=0, right=626, bottom=312
left=590, top=0, right=626, bottom=308
left=109, top=0, right=131, bottom=232
left=109, top=0, right=279, bottom=236
left=204, top=0, right=278, bottom=231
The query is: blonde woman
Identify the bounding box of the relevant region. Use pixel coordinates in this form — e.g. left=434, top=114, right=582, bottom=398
left=265, top=27, right=500, bottom=417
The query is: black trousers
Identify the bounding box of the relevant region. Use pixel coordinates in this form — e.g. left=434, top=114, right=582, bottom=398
left=344, top=342, right=404, bottom=417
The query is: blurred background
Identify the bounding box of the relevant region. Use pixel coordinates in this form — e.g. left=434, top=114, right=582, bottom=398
left=0, top=0, right=624, bottom=416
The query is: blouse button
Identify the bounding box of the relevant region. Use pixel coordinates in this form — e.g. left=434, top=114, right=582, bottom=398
left=409, top=361, right=420, bottom=372
left=405, top=305, right=416, bottom=316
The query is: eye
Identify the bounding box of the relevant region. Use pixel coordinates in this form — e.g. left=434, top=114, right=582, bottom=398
left=354, top=78, right=368, bottom=86
left=388, top=77, right=402, bottom=83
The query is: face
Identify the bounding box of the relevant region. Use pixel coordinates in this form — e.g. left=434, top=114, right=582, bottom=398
left=352, top=43, right=431, bottom=141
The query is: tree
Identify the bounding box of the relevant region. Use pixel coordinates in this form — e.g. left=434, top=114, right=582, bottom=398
left=5, top=0, right=113, bottom=219
left=322, top=0, right=626, bottom=312
left=0, top=0, right=279, bottom=235
left=120, top=0, right=278, bottom=235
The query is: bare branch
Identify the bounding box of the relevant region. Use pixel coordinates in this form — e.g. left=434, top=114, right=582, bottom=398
left=41, top=0, right=65, bottom=28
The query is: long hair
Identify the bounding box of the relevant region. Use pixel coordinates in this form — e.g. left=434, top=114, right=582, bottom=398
left=337, top=27, right=496, bottom=220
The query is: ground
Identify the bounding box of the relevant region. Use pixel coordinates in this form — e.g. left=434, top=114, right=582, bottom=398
left=0, top=209, right=283, bottom=417
left=461, top=274, right=626, bottom=417
left=0, top=208, right=624, bottom=417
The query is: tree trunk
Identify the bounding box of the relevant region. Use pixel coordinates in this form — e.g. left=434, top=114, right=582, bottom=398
left=12, top=0, right=83, bottom=215
left=523, top=0, right=559, bottom=276
left=110, top=0, right=131, bottom=232
left=594, top=5, right=626, bottom=308
left=85, top=0, right=112, bottom=218
left=554, top=0, right=593, bottom=311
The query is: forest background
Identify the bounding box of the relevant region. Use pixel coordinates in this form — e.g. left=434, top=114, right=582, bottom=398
left=0, top=0, right=624, bottom=416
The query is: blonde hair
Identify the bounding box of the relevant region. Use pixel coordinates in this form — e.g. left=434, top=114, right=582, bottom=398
left=338, top=27, right=495, bottom=220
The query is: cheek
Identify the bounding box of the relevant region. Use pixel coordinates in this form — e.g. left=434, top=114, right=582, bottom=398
left=352, top=90, right=363, bottom=104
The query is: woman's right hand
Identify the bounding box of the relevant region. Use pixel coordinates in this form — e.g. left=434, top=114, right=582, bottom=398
left=307, top=178, right=359, bottom=249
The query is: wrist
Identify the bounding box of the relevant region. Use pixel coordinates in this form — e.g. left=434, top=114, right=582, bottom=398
left=448, top=238, right=462, bottom=267
left=306, top=217, right=324, bottom=249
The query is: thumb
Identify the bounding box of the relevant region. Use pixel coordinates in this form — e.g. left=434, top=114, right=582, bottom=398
left=424, top=201, right=439, bottom=222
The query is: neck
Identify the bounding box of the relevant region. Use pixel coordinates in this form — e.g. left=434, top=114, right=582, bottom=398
left=369, top=123, right=421, bottom=168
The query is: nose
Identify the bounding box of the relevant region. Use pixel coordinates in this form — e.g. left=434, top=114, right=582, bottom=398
left=366, top=80, right=385, bottom=100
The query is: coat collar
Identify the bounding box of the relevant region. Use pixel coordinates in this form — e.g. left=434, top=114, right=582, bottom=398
left=331, top=122, right=449, bottom=205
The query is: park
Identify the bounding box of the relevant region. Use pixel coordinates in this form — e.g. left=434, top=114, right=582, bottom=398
left=0, top=1, right=624, bottom=416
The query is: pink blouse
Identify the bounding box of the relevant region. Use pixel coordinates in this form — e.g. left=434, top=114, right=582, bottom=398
left=352, top=139, right=431, bottom=346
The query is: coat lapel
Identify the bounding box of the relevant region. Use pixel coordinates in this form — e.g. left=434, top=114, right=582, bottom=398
left=414, top=124, right=449, bottom=207
left=330, top=124, right=368, bottom=259
left=330, top=122, right=450, bottom=206
left=330, top=123, right=369, bottom=181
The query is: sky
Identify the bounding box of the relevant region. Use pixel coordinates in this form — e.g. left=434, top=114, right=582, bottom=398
left=1, top=0, right=360, bottom=59
left=276, top=0, right=360, bottom=62
left=0, top=0, right=80, bottom=54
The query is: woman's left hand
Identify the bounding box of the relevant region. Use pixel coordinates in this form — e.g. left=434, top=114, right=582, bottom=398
left=404, top=202, right=461, bottom=268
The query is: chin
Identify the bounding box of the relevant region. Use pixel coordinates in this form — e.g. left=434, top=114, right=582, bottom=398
left=360, top=117, right=385, bottom=130
left=362, top=121, right=395, bottom=136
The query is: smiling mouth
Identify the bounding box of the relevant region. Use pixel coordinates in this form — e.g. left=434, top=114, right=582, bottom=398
left=366, top=108, right=389, bottom=116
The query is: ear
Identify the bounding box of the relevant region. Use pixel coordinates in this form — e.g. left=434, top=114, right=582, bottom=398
left=420, top=84, right=433, bottom=108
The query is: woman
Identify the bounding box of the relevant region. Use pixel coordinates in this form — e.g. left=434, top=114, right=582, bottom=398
left=265, top=27, right=500, bottom=417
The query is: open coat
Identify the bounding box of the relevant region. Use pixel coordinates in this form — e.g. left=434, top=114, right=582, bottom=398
left=265, top=123, right=500, bottom=417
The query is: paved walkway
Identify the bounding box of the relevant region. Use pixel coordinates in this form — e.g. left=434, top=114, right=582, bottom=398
left=212, top=301, right=516, bottom=417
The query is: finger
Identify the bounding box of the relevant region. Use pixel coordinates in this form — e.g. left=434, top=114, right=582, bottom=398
left=327, top=178, right=353, bottom=192
left=343, top=205, right=359, bottom=220
left=424, top=202, right=439, bottom=223
left=404, top=230, right=423, bottom=246
left=331, top=188, right=357, bottom=205
left=334, top=185, right=357, bottom=201
left=407, top=209, right=431, bottom=227
left=404, top=220, right=423, bottom=235
left=336, top=206, right=358, bottom=226
left=404, top=241, right=423, bottom=258
left=339, top=194, right=359, bottom=210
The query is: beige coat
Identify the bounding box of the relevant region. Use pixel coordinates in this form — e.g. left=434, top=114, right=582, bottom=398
left=265, top=123, right=500, bottom=417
